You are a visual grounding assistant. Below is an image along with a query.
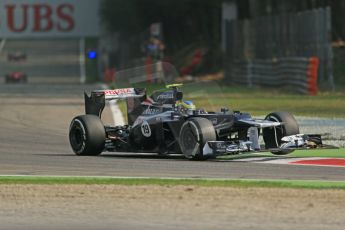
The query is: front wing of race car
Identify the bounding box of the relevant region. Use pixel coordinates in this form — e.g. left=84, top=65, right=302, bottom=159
left=203, top=134, right=337, bottom=157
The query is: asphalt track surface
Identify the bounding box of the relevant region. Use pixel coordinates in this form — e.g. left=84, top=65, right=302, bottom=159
left=0, top=83, right=344, bottom=181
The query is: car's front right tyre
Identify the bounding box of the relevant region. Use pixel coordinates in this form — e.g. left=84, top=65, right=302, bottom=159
left=69, top=115, right=105, bottom=156
left=263, top=111, right=299, bottom=155
left=179, top=117, right=216, bottom=160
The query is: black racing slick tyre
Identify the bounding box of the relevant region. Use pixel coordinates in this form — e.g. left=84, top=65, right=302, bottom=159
left=263, top=111, right=299, bottom=155
left=69, top=115, right=106, bottom=156
left=179, top=117, right=216, bottom=160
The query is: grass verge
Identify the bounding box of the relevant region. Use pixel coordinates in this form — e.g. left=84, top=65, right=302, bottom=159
left=289, top=148, right=345, bottom=158
left=0, top=176, right=344, bottom=190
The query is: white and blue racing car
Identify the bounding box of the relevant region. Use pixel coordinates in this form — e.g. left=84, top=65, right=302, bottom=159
left=69, top=84, right=334, bottom=160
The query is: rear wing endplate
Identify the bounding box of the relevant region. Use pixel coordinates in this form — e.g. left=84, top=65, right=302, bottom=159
left=85, top=88, right=146, bottom=117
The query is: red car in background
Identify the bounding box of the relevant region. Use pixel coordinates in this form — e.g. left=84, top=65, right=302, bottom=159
left=5, top=72, right=28, bottom=83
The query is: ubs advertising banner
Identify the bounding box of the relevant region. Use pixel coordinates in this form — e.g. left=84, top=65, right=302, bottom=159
left=0, top=0, right=100, bottom=38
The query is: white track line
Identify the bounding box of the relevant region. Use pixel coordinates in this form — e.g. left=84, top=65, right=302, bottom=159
left=79, top=38, right=86, bottom=83
left=0, top=39, right=6, bottom=54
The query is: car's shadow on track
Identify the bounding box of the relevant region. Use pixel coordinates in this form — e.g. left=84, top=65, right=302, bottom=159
left=34, top=153, right=186, bottom=161
left=99, top=153, right=273, bottom=163
left=34, top=153, right=182, bottom=159
left=35, top=153, right=281, bottom=163
left=99, top=153, right=266, bottom=162
left=100, top=153, right=186, bottom=161
left=34, top=154, right=78, bottom=157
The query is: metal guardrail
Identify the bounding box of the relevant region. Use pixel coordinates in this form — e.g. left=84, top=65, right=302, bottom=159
left=224, top=7, right=334, bottom=90
left=228, top=57, right=319, bottom=95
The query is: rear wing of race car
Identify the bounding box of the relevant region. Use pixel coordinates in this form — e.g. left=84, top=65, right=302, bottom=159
left=92, top=88, right=146, bottom=100
left=84, top=88, right=146, bottom=117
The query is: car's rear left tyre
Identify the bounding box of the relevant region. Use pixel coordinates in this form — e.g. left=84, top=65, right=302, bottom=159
left=263, top=111, right=299, bottom=155
left=69, top=115, right=105, bottom=156
left=179, top=117, right=216, bottom=160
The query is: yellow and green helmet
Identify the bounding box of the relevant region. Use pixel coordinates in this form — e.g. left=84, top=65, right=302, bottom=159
left=177, top=100, right=196, bottom=110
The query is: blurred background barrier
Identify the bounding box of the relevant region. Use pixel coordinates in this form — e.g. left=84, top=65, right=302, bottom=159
left=224, top=7, right=333, bottom=92
left=0, top=39, right=80, bottom=84
left=228, top=57, right=319, bottom=95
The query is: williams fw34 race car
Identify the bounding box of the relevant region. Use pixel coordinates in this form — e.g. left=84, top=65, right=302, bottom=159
left=69, top=84, right=335, bottom=160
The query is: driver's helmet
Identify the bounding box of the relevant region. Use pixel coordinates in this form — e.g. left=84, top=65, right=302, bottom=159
left=177, top=100, right=196, bottom=114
